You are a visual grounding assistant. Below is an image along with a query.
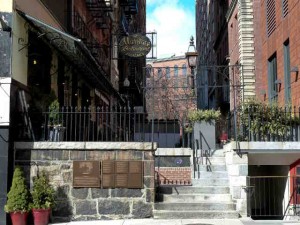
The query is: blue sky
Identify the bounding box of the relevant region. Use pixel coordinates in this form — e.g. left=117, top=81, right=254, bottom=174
left=146, top=0, right=196, bottom=58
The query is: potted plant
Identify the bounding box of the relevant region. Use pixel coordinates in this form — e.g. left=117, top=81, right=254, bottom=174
left=48, top=99, right=65, bottom=141
left=4, top=167, right=31, bottom=225
left=30, top=171, right=55, bottom=225
left=188, top=109, right=221, bottom=150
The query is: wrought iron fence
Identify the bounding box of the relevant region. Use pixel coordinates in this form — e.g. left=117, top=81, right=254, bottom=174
left=19, top=106, right=191, bottom=146
left=228, top=106, right=300, bottom=142
left=247, top=176, right=300, bottom=219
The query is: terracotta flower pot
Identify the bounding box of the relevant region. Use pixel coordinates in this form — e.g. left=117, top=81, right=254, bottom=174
left=10, top=211, right=28, bottom=225
left=32, top=208, right=51, bottom=225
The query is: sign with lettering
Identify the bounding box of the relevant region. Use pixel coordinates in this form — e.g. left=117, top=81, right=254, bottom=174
left=119, top=34, right=151, bottom=58
left=73, top=161, right=101, bottom=187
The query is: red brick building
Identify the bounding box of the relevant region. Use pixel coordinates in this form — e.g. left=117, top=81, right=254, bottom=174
left=259, top=0, right=300, bottom=106
left=146, top=56, right=196, bottom=122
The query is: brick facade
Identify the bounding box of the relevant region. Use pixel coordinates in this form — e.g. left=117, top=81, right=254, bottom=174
left=260, top=0, right=300, bottom=106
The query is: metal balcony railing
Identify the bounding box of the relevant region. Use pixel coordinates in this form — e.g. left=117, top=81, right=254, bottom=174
left=16, top=106, right=190, bottom=147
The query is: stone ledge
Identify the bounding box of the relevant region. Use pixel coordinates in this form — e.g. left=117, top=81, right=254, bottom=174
left=156, top=148, right=192, bottom=156
left=14, top=142, right=157, bottom=151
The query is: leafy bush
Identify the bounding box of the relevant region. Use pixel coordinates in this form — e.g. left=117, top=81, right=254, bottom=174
left=30, top=171, right=55, bottom=210
left=188, top=109, right=221, bottom=123
left=4, top=167, right=31, bottom=213
left=49, top=99, right=60, bottom=126
left=239, top=100, right=300, bottom=139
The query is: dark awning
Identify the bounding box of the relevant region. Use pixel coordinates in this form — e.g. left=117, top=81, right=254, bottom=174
left=17, top=10, right=123, bottom=103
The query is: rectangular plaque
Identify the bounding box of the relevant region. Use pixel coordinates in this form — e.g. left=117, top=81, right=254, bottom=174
left=102, top=174, right=114, bottom=188
left=128, top=173, right=143, bottom=188
left=73, top=161, right=101, bottom=188
left=115, top=174, right=128, bottom=188
left=102, top=161, right=115, bottom=174
left=129, top=161, right=142, bottom=173
left=115, top=161, right=129, bottom=174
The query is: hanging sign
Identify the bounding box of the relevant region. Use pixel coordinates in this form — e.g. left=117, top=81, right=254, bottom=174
left=119, top=34, right=151, bottom=57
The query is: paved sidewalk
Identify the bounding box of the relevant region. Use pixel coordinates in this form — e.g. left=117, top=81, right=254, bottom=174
left=50, top=219, right=244, bottom=225
left=50, top=218, right=300, bottom=225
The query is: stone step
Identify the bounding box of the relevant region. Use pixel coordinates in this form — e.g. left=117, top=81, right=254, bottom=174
left=203, top=157, right=225, bottom=164
left=210, top=149, right=225, bottom=157
left=196, top=171, right=228, bottom=178
left=196, top=164, right=227, bottom=172
left=153, top=210, right=240, bottom=219
left=192, top=178, right=229, bottom=186
left=161, top=194, right=233, bottom=203
left=157, top=186, right=230, bottom=194
left=194, top=149, right=224, bottom=157
left=155, top=202, right=236, bottom=211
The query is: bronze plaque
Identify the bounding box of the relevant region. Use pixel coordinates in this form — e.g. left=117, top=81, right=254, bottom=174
left=128, top=173, right=143, bottom=188
left=115, top=161, right=129, bottom=173
left=102, top=174, right=114, bottom=188
left=73, top=161, right=101, bottom=187
left=103, top=161, right=115, bottom=174
left=115, top=174, right=128, bottom=188
left=129, top=161, right=142, bottom=173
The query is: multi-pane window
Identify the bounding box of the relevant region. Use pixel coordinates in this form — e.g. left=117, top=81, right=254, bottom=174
left=282, top=0, right=288, bottom=18
left=158, top=68, right=162, bottom=79
left=283, top=40, right=291, bottom=104
left=266, top=0, right=276, bottom=37
left=166, top=67, right=170, bottom=79
left=174, top=65, right=178, bottom=87
left=268, top=54, right=278, bottom=102
left=182, top=64, right=187, bottom=87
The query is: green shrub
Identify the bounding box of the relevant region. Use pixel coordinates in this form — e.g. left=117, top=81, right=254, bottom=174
left=4, top=167, right=31, bottom=213
left=30, top=171, right=55, bottom=209
left=188, top=109, right=221, bottom=123
left=49, top=99, right=60, bottom=125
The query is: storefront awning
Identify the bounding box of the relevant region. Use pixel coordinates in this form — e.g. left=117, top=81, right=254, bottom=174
left=17, top=10, right=123, bottom=102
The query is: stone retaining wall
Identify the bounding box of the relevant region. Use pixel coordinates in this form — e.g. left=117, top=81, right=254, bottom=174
left=224, top=142, right=248, bottom=217
left=14, top=142, right=156, bottom=222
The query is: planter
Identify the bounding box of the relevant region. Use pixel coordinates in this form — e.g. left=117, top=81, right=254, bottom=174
left=193, top=121, right=216, bottom=152
left=32, top=209, right=51, bottom=225
left=10, top=211, right=28, bottom=225
left=48, top=126, right=65, bottom=141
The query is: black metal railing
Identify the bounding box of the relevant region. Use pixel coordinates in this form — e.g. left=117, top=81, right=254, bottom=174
left=18, top=106, right=191, bottom=146
left=228, top=106, right=300, bottom=142
left=247, top=176, right=300, bottom=219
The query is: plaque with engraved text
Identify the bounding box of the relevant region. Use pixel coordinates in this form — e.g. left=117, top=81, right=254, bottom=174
left=102, top=174, right=115, bottom=188
left=115, top=161, right=129, bottom=174
left=102, top=161, right=115, bottom=174
left=128, top=161, right=143, bottom=188
left=115, top=174, right=128, bottom=188
left=73, top=161, right=101, bottom=188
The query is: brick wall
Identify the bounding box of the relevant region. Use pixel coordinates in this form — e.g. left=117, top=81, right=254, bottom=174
left=260, top=0, right=300, bottom=106
left=155, top=167, right=191, bottom=185
left=14, top=142, right=156, bottom=222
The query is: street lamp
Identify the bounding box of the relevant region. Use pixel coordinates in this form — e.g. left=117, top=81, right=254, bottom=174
left=185, top=36, right=198, bottom=89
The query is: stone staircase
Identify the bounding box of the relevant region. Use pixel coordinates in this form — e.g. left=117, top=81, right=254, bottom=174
left=153, top=149, right=240, bottom=219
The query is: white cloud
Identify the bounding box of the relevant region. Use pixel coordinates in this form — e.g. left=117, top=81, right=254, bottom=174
left=147, top=0, right=195, bottom=58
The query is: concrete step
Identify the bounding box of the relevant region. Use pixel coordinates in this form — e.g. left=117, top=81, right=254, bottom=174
left=210, top=149, right=225, bottom=157
left=203, top=157, right=225, bottom=164
left=192, top=178, right=229, bottom=186
left=161, top=194, right=233, bottom=203
left=196, top=164, right=227, bottom=172
left=157, top=186, right=230, bottom=194
left=153, top=210, right=240, bottom=219
left=155, top=202, right=236, bottom=211
left=197, top=171, right=228, bottom=178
